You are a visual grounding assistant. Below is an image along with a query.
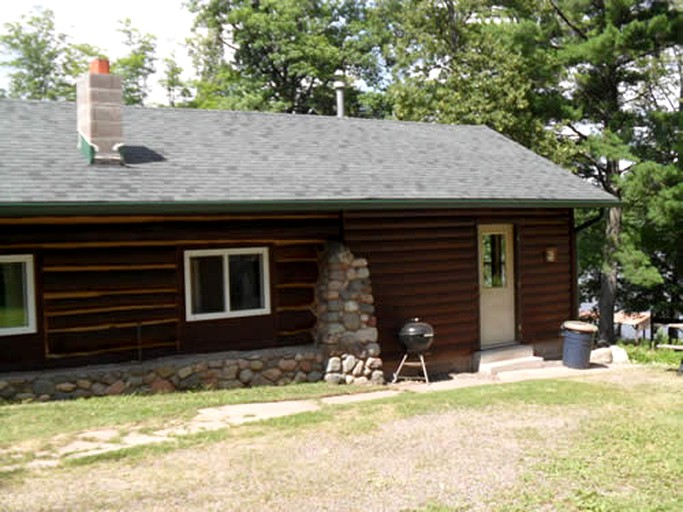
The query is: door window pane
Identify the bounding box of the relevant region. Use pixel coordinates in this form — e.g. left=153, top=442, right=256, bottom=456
left=483, top=234, right=506, bottom=288
left=190, top=256, right=225, bottom=314
left=229, top=254, right=264, bottom=311
left=0, top=261, right=28, bottom=328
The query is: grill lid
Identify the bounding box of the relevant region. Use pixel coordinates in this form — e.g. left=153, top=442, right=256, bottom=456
left=399, top=317, right=435, bottom=353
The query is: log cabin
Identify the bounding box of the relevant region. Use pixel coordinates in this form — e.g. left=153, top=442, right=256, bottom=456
left=0, top=60, right=617, bottom=393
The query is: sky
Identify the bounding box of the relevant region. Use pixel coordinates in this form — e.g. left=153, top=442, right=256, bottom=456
left=0, top=0, right=195, bottom=104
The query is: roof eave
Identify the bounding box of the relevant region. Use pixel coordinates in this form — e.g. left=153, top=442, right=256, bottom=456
left=0, top=198, right=620, bottom=217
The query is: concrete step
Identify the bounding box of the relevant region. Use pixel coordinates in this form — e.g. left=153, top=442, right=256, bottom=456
left=475, top=344, right=534, bottom=368
left=478, top=356, right=545, bottom=375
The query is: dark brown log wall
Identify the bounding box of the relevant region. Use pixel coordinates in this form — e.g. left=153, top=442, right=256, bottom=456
left=0, top=214, right=339, bottom=370
left=344, top=209, right=574, bottom=366
left=344, top=210, right=479, bottom=364
left=517, top=210, right=574, bottom=343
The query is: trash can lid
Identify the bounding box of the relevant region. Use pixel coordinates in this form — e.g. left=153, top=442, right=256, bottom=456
left=562, top=320, right=598, bottom=333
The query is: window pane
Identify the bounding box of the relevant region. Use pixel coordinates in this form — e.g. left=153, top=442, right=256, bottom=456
left=483, top=234, right=506, bottom=288
left=0, top=262, right=28, bottom=328
left=190, top=256, right=225, bottom=314
left=229, top=254, right=264, bottom=311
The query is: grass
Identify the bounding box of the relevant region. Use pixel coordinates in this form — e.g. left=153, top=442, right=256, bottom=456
left=619, top=341, right=682, bottom=367
left=0, top=381, right=377, bottom=449
left=492, top=380, right=683, bottom=512
left=1, top=367, right=681, bottom=511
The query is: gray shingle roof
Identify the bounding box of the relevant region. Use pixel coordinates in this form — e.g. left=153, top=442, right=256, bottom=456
left=0, top=99, right=616, bottom=214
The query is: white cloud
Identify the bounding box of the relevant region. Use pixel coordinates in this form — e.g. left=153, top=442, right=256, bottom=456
left=0, top=0, right=195, bottom=104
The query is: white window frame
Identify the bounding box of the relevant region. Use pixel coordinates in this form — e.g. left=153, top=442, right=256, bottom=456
left=183, top=247, right=270, bottom=322
left=0, top=254, right=37, bottom=336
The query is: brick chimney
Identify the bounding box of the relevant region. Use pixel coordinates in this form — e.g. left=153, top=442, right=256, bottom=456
left=76, top=58, right=123, bottom=164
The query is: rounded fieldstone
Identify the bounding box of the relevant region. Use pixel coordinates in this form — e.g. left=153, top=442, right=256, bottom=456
left=342, top=355, right=357, bottom=374
left=250, top=360, right=265, bottom=371
left=91, top=382, right=106, bottom=396
left=327, top=300, right=343, bottom=312
left=156, top=366, right=175, bottom=379
left=324, top=373, right=345, bottom=385
left=326, top=357, right=342, bottom=373
left=356, top=268, right=370, bottom=279
left=344, top=301, right=359, bottom=313
left=76, top=379, right=92, bottom=390
left=345, top=375, right=355, bottom=384
left=56, top=382, right=77, bottom=393
left=354, top=376, right=369, bottom=385
left=262, top=368, right=283, bottom=382
left=352, top=258, right=368, bottom=268
left=327, top=323, right=345, bottom=335
left=33, top=379, right=54, bottom=395
left=352, top=360, right=364, bottom=377
left=308, top=371, right=323, bottom=382
left=343, top=313, right=361, bottom=331
left=366, top=357, right=383, bottom=370
left=279, top=359, right=298, bottom=372
left=357, top=328, right=378, bottom=343
left=177, top=366, right=194, bottom=380
left=294, top=371, right=308, bottom=383
left=371, top=370, right=385, bottom=384
left=239, top=369, right=254, bottom=384
left=366, top=343, right=381, bottom=357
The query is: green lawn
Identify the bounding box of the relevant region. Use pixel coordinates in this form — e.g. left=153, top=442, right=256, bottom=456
left=1, top=367, right=681, bottom=511
left=0, top=381, right=376, bottom=448
left=620, top=341, right=682, bottom=366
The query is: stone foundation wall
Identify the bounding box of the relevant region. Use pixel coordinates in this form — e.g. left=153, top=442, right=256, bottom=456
left=0, top=345, right=323, bottom=402
left=314, top=243, right=384, bottom=385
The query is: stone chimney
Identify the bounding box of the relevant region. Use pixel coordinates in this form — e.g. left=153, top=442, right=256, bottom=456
left=76, top=58, right=123, bottom=164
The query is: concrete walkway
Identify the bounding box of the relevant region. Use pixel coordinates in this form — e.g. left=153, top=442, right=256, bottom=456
left=10, top=362, right=617, bottom=472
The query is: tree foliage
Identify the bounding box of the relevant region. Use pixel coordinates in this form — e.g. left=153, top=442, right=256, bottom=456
left=111, top=19, right=157, bottom=106
left=186, top=0, right=388, bottom=115
left=0, top=8, right=100, bottom=101
left=547, top=0, right=681, bottom=336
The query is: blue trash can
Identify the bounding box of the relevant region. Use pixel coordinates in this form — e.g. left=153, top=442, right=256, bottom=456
left=562, top=321, right=598, bottom=369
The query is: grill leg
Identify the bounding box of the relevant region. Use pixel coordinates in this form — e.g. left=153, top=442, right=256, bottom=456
left=418, top=353, right=430, bottom=385
left=392, top=353, right=409, bottom=383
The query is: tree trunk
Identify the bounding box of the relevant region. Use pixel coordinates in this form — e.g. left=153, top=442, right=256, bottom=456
left=598, top=206, right=621, bottom=344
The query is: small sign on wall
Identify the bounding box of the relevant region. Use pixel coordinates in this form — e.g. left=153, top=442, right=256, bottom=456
left=545, top=247, right=558, bottom=263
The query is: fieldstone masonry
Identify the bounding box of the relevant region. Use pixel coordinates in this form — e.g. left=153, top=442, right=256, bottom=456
left=314, top=242, right=384, bottom=385
left=0, top=346, right=323, bottom=402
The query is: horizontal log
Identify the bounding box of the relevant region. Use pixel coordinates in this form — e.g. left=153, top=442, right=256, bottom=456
left=48, top=318, right=178, bottom=334
left=276, top=305, right=313, bottom=313
left=345, top=228, right=475, bottom=242
left=46, top=342, right=177, bottom=359
left=0, top=213, right=340, bottom=225
left=43, top=288, right=178, bottom=300
left=42, top=247, right=177, bottom=266
left=344, top=218, right=475, bottom=231
left=46, top=303, right=177, bottom=318
left=370, top=259, right=477, bottom=276
left=0, top=239, right=328, bottom=250
left=276, top=328, right=312, bottom=337
left=351, top=238, right=475, bottom=254
left=43, top=264, right=177, bottom=273
left=275, top=283, right=316, bottom=289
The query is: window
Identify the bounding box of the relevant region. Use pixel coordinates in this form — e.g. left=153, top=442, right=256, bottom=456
left=0, top=254, right=36, bottom=336
left=482, top=234, right=506, bottom=288
left=184, top=248, right=270, bottom=321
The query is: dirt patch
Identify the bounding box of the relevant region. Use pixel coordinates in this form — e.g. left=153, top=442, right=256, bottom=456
left=0, top=403, right=590, bottom=512
left=1, top=366, right=674, bottom=511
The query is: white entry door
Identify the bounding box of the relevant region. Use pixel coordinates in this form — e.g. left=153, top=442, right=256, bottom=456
left=479, top=224, right=516, bottom=348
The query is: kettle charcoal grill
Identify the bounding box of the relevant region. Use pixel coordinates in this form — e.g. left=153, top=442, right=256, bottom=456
left=392, top=318, right=434, bottom=384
